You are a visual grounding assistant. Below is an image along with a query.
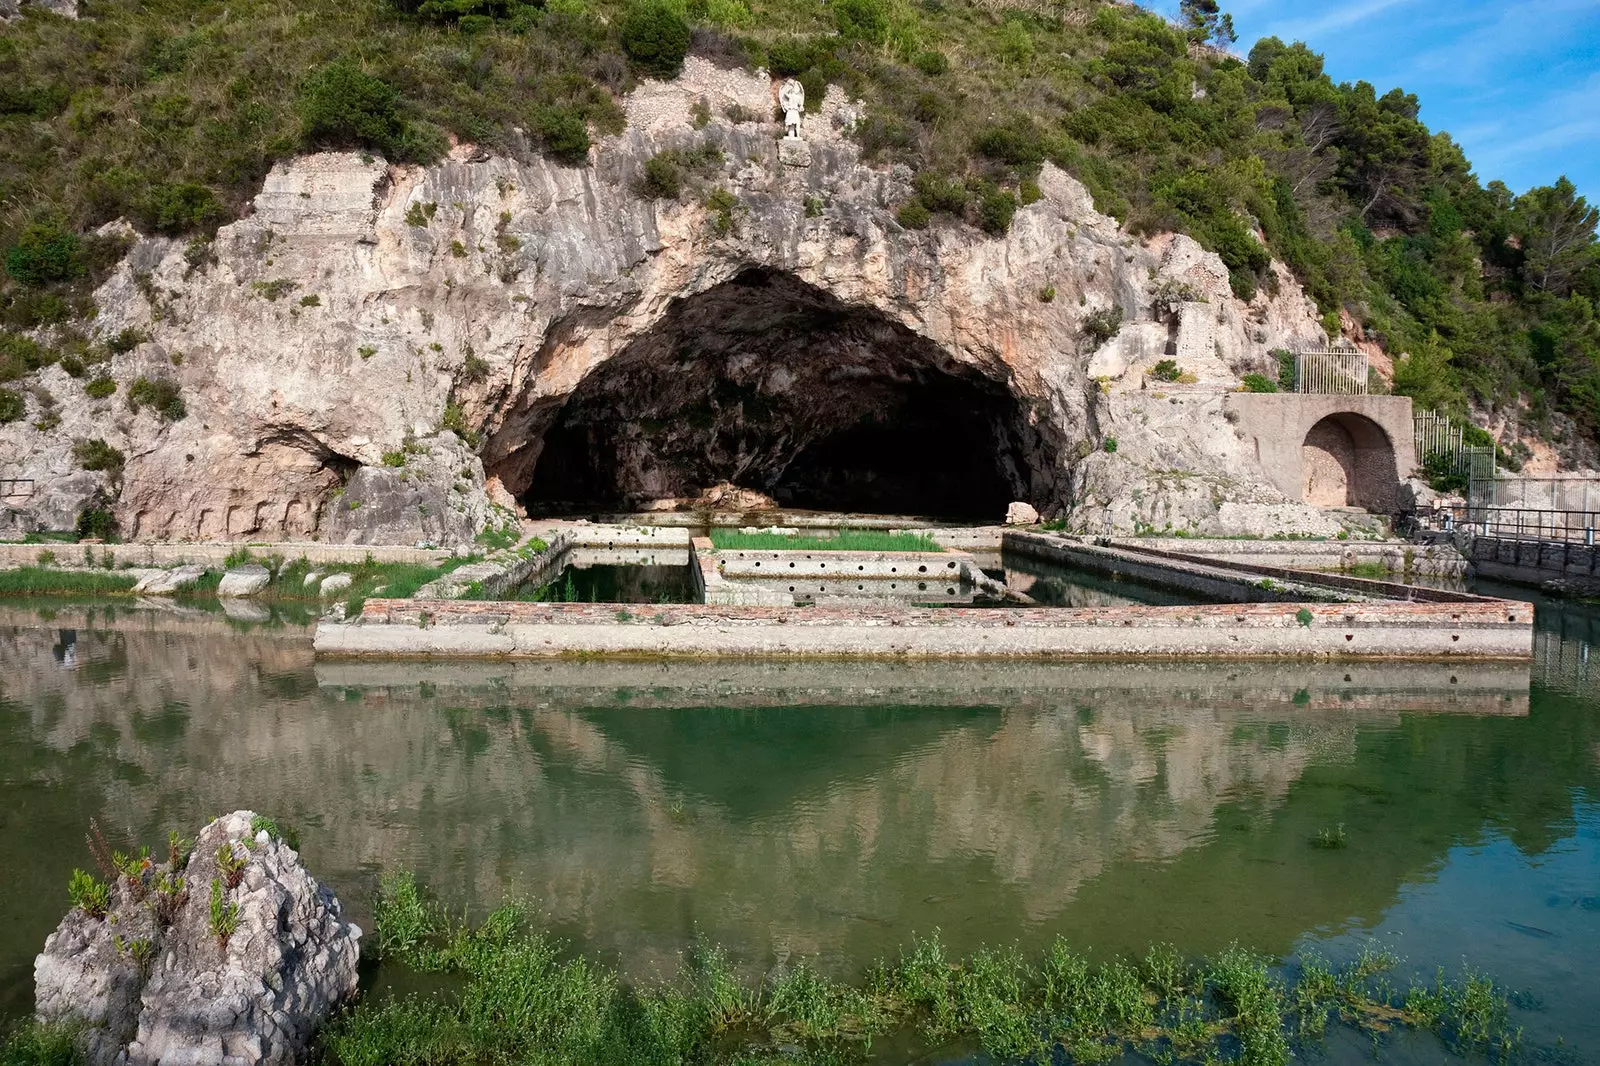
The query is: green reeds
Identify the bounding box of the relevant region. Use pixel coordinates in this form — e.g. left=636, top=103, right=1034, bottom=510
left=323, top=873, right=1525, bottom=1066
left=0, top=568, right=138, bottom=597
left=709, top=528, right=942, bottom=553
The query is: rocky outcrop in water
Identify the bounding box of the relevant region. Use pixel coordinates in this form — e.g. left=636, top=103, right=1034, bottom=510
left=34, top=810, right=361, bottom=1066
left=0, top=58, right=1341, bottom=540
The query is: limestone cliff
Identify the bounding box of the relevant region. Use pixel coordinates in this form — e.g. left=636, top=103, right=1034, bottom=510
left=0, top=58, right=1342, bottom=543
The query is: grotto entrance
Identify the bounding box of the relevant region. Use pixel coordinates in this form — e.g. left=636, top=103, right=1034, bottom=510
left=517, top=270, right=1045, bottom=522
left=1301, top=413, right=1398, bottom=511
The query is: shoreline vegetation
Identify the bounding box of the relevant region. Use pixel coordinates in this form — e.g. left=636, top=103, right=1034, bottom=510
left=0, top=553, right=476, bottom=616
left=335, top=874, right=1518, bottom=1066
left=3, top=868, right=1522, bottom=1065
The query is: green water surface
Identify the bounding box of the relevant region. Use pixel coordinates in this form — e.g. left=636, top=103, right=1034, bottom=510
left=0, top=594, right=1596, bottom=1063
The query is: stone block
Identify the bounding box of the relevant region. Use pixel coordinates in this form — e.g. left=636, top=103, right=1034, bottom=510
left=218, top=565, right=271, bottom=598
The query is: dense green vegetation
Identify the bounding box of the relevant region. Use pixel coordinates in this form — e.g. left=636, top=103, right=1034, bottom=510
left=1, top=0, right=1596, bottom=455
left=709, top=527, right=942, bottom=551
left=302, top=871, right=1524, bottom=1065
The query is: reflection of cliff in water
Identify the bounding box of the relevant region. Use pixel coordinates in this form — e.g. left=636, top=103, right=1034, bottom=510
left=4, top=602, right=1592, bottom=1016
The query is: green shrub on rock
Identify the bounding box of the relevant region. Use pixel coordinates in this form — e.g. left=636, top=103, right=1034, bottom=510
left=896, top=200, right=931, bottom=230
left=619, top=0, right=691, bottom=79
left=1083, top=306, right=1124, bottom=346
left=128, top=376, right=186, bottom=421
left=977, top=186, right=1018, bottom=235
left=1241, top=372, right=1277, bottom=393
left=0, top=387, right=23, bottom=424
left=72, top=438, right=125, bottom=474
left=298, top=62, right=445, bottom=165
left=3, top=221, right=84, bottom=288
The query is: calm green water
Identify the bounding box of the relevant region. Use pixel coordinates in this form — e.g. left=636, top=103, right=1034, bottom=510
left=1, top=595, right=1597, bottom=1062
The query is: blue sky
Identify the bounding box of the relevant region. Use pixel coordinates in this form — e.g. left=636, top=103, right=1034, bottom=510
left=1147, top=0, right=1600, bottom=198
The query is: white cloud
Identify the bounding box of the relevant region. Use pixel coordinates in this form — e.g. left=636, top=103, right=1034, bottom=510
left=1259, top=0, right=1422, bottom=41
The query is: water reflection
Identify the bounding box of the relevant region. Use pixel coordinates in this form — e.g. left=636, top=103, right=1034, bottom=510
left=0, top=600, right=1595, bottom=1060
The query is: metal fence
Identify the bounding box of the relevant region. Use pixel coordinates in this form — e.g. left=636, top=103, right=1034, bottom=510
left=1472, top=475, right=1600, bottom=513
left=1294, top=348, right=1368, bottom=395
left=1414, top=410, right=1464, bottom=473
left=0, top=478, right=34, bottom=500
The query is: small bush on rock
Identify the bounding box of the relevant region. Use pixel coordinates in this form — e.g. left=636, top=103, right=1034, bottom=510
left=1241, top=372, right=1277, bottom=393
left=1083, top=306, right=1124, bottom=346
left=127, top=376, right=186, bottom=421
left=0, top=388, right=22, bottom=424
left=896, top=200, right=931, bottom=230
left=68, top=869, right=110, bottom=918
left=1151, top=359, right=1182, bottom=382
left=72, top=438, right=125, bottom=474
left=84, top=376, right=116, bottom=399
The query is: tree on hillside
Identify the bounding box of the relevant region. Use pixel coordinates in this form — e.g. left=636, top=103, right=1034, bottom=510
left=1180, top=0, right=1235, bottom=47
left=1335, top=83, right=1431, bottom=221
left=1514, top=178, right=1600, bottom=297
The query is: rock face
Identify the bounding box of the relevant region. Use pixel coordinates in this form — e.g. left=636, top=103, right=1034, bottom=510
left=0, top=57, right=1348, bottom=539
left=320, top=431, right=493, bottom=545
left=34, top=810, right=361, bottom=1066
left=0, top=0, right=78, bottom=20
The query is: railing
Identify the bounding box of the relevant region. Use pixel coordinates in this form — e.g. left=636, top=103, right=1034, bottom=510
left=0, top=478, right=35, bottom=500
left=1294, top=348, right=1368, bottom=395
left=1426, top=503, right=1600, bottom=546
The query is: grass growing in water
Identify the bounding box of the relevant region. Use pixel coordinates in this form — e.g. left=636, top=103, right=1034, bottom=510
left=709, top=528, right=942, bottom=553
left=0, top=568, right=137, bottom=597
left=323, top=873, right=1525, bottom=1066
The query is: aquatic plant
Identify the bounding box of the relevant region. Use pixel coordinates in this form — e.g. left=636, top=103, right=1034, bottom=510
left=1311, top=824, right=1348, bottom=849
left=0, top=1018, right=83, bottom=1066
left=324, top=874, right=1526, bottom=1066
left=0, top=568, right=139, bottom=598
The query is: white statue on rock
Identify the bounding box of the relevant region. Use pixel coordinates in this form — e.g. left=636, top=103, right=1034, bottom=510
left=778, top=78, right=805, bottom=139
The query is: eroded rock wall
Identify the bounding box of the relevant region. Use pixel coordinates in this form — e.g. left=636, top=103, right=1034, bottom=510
left=1, top=58, right=1339, bottom=540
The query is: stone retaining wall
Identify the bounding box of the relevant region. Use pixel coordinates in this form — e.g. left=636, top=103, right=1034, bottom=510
left=1467, top=535, right=1600, bottom=591
left=1119, top=537, right=1465, bottom=577
left=317, top=597, right=1531, bottom=661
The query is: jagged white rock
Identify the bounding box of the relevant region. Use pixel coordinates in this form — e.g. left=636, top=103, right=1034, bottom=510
left=34, top=810, right=360, bottom=1066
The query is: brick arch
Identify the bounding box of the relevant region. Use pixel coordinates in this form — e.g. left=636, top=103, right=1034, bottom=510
left=1301, top=412, right=1397, bottom=510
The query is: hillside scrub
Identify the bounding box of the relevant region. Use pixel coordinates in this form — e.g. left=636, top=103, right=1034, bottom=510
left=0, top=0, right=1596, bottom=455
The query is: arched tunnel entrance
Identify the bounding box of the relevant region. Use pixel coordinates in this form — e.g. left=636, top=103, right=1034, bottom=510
left=513, top=269, right=1053, bottom=521
left=1301, top=413, right=1398, bottom=511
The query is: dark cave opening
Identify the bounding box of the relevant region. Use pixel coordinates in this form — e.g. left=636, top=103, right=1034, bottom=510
left=518, top=270, right=1045, bottom=522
